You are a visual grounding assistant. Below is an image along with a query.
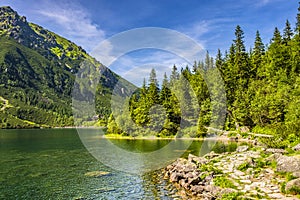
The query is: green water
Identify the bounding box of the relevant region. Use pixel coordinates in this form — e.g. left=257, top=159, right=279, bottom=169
left=0, top=129, right=237, bottom=199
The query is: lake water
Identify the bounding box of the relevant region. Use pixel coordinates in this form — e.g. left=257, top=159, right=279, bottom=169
left=0, top=129, right=237, bottom=199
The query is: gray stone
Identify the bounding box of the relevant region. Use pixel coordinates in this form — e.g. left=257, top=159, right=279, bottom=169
left=266, top=148, right=287, bottom=154
left=293, top=171, right=300, bottom=178
left=285, top=178, right=300, bottom=192
left=170, top=172, right=183, bottom=182
left=293, top=143, right=300, bottom=151
left=188, top=176, right=201, bottom=185
left=188, top=154, right=208, bottom=165
left=183, top=163, right=197, bottom=173
left=190, top=185, right=204, bottom=193
left=268, top=193, right=285, bottom=199
left=276, top=155, right=300, bottom=173
left=236, top=145, right=249, bottom=152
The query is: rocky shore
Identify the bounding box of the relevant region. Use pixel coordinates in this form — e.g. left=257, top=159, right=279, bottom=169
left=163, top=145, right=300, bottom=199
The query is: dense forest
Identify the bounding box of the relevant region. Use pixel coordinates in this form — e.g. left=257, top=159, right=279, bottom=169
left=107, top=3, right=300, bottom=148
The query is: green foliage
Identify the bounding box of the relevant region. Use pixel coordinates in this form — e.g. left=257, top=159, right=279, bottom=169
left=2, top=3, right=300, bottom=145
left=221, top=192, right=241, bottom=200
left=213, top=176, right=236, bottom=189
left=287, top=186, right=300, bottom=195
left=200, top=163, right=223, bottom=175
left=237, top=162, right=251, bottom=172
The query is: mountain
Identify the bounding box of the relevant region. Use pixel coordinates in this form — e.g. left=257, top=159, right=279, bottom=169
left=0, top=6, right=134, bottom=128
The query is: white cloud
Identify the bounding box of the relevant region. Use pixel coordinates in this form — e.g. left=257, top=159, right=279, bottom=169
left=35, top=1, right=105, bottom=52
left=255, top=0, right=285, bottom=7
left=183, top=20, right=210, bottom=40
left=109, top=50, right=189, bottom=86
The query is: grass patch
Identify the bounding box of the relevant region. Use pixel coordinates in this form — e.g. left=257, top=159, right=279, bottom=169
left=221, top=192, right=241, bottom=200
left=199, top=163, right=223, bottom=175
left=237, top=162, right=251, bottom=172
left=287, top=186, right=300, bottom=195
left=213, top=176, right=236, bottom=189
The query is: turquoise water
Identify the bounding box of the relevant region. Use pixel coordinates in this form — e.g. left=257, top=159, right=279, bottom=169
left=0, top=129, right=236, bottom=199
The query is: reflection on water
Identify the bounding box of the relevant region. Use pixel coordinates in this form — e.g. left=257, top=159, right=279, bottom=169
left=0, top=129, right=236, bottom=199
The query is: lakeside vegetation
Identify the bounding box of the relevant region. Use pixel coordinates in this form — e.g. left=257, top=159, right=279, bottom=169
left=107, top=3, right=300, bottom=149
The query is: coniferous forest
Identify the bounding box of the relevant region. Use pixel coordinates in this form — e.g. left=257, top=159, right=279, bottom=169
left=107, top=3, right=300, bottom=148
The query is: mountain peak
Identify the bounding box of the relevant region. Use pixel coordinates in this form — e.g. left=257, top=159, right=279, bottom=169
left=0, top=6, right=18, bottom=14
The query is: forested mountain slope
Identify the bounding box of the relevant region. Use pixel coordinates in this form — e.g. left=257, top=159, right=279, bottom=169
left=0, top=6, right=133, bottom=128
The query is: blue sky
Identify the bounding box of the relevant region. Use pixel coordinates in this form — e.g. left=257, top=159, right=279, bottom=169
left=2, top=0, right=298, bottom=85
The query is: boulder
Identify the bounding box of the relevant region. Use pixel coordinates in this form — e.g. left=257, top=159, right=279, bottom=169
left=183, top=163, right=197, bottom=173
left=236, top=145, right=249, bottom=152
left=285, top=178, right=300, bottom=193
left=265, top=148, right=287, bottom=154
left=293, top=143, right=300, bottom=151
left=188, top=154, right=208, bottom=166
left=190, top=185, right=204, bottom=193
left=293, top=171, right=300, bottom=178
left=188, top=176, right=201, bottom=185
left=170, top=172, right=183, bottom=182
left=276, top=155, right=300, bottom=173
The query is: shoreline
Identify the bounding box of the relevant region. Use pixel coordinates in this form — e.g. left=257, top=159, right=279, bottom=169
left=102, top=134, right=255, bottom=143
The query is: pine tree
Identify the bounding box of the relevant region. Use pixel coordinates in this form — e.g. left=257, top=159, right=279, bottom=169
left=148, top=68, right=160, bottom=104
left=170, top=65, right=179, bottom=83
left=296, top=2, right=300, bottom=34
left=215, top=49, right=224, bottom=76
left=252, top=31, right=265, bottom=78
left=283, top=20, right=293, bottom=44
left=272, top=27, right=282, bottom=44
left=233, top=25, right=246, bottom=53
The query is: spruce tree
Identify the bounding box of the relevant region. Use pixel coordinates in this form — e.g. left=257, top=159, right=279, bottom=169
left=252, top=31, right=265, bottom=77
left=283, top=20, right=293, bottom=44
left=296, top=2, right=300, bottom=34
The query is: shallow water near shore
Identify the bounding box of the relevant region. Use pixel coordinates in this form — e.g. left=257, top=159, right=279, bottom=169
left=0, top=129, right=237, bottom=199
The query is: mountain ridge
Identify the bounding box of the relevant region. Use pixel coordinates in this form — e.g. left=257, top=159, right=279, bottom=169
left=0, top=6, right=133, bottom=128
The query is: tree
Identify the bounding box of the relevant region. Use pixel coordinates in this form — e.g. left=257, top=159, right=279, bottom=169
left=283, top=20, right=293, bottom=44
left=296, top=2, right=300, bottom=34
left=148, top=68, right=160, bottom=105
left=252, top=31, right=265, bottom=78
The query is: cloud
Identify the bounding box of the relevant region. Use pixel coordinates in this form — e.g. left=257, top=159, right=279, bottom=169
left=34, top=1, right=105, bottom=52
left=182, top=20, right=211, bottom=40
left=255, top=0, right=285, bottom=7
left=109, top=50, right=190, bottom=86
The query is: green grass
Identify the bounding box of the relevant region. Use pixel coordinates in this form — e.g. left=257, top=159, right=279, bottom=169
left=221, top=192, right=242, bottom=200
left=213, top=176, right=236, bottom=189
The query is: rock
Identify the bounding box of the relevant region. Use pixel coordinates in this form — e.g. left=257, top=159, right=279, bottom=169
left=170, top=172, right=183, bottom=182
left=240, top=126, right=250, bottom=133
left=266, top=153, right=282, bottom=162
left=268, top=193, right=285, bottom=199
left=236, top=145, right=249, bottom=152
left=233, top=170, right=245, bottom=176
left=188, top=176, right=201, bottom=185
left=265, top=148, right=287, bottom=154
left=240, top=179, right=252, bottom=184
left=276, top=155, right=300, bottom=173
left=293, top=171, right=300, bottom=178
left=184, top=172, right=195, bottom=179
left=285, top=178, right=300, bottom=193
left=204, top=185, right=220, bottom=196
left=179, top=179, right=189, bottom=189
left=188, top=154, right=208, bottom=165
left=183, top=163, right=197, bottom=173
left=190, top=185, right=204, bottom=193
left=293, top=143, right=300, bottom=151
left=204, top=151, right=220, bottom=159
left=84, top=171, right=110, bottom=177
